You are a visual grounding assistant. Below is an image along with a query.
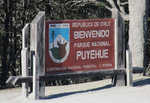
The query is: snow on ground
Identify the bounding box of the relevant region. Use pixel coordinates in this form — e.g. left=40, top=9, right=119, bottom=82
left=0, top=74, right=150, bottom=103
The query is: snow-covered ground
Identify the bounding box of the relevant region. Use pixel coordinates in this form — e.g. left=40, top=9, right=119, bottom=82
left=0, top=74, right=150, bottom=103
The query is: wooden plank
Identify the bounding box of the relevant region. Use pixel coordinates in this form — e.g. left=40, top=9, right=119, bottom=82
left=22, top=24, right=30, bottom=48
left=112, top=9, right=126, bottom=86
left=21, top=48, right=29, bottom=97
left=112, top=9, right=125, bottom=70
left=115, top=73, right=126, bottom=86
left=6, top=76, right=32, bottom=85
left=6, top=69, right=126, bottom=86
left=33, top=54, right=40, bottom=99
left=113, top=9, right=119, bottom=70
left=22, top=24, right=30, bottom=97
left=30, top=11, right=45, bottom=99
left=126, top=50, right=133, bottom=86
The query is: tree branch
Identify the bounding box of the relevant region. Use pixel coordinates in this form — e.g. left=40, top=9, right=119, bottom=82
left=106, top=0, right=116, bottom=8
left=121, top=13, right=129, bottom=21
left=104, top=5, right=113, bottom=11
left=114, top=0, right=128, bottom=18
left=117, top=0, right=121, bottom=7
left=118, top=3, right=125, bottom=13
left=120, top=2, right=128, bottom=6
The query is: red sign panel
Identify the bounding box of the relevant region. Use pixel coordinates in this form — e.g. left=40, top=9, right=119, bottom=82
left=45, top=19, right=115, bottom=74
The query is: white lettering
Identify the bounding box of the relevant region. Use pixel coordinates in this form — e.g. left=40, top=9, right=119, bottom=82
left=72, top=21, right=111, bottom=28
left=76, top=51, right=81, bottom=60
left=91, top=41, right=110, bottom=47
left=74, top=42, right=90, bottom=48
left=76, top=49, right=109, bottom=60
left=74, top=30, right=110, bottom=39
left=103, top=49, right=108, bottom=58
left=74, top=31, right=78, bottom=39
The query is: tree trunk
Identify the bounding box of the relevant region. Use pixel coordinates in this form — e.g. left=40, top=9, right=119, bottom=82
left=128, top=0, right=147, bottom=70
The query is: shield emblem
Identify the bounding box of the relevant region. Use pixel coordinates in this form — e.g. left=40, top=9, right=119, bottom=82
left=49, top=23, right=70, bottom=63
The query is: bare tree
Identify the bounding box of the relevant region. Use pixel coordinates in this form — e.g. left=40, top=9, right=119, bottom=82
left=129, top=0, right=148, bottom=71
left=89, top=0, right=148, bottom=71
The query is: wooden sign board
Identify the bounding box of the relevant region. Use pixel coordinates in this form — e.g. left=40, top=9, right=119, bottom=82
left=45, top=19, right=115, bottom=74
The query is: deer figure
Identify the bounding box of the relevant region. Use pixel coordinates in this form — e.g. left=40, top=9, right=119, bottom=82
left=57, top=40, right=67, bottom=58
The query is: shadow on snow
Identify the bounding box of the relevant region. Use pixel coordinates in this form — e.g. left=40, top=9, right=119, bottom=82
left=41, top=77, right=150, bottom=100
left=41, top=84, right=113, bottom=100
left=133, top=78, right=150, bottom=87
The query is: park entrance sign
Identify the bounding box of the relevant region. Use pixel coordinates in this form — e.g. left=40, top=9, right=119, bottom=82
left=7, top=11, right=134, bottom=100
left=45, top=19, right=115, bottom=74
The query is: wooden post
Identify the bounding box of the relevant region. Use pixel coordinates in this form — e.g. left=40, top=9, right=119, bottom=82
left=112, top=9, right=126, bottom=86
left=30, top=11, right=45, bottom=99
left=21, top=24, right=30, bottom=97
left=112, top=9, right=119, bottom=70
left=112, top=9, right=126, bottom=70
left=32, top=54, right=40, bottom=99
left=126, top=50, right=133, bottom=86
